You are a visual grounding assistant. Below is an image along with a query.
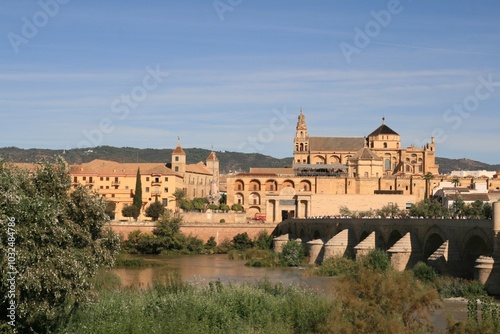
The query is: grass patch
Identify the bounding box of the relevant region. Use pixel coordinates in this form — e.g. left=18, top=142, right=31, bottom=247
left=57, top=276, right=332, bottom=334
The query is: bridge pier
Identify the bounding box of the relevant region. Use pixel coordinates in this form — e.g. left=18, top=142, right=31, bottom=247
left=388, top=232, right=421, bottom=271
left=475, top=201, right=500, bottom=294
left=354, top=231, right=376, bottom=258
left=307, top=239, right=324, bottom=264
left=273, top=234, right=289, bottom=253
left=323, top=229, right=355, bottom=260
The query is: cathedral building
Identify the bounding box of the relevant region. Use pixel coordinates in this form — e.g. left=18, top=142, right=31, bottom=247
left=226, top=110, right=440, bottom=222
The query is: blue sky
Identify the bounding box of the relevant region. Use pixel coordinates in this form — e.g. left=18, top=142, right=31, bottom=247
left=1, top=1, right=500, bottom=164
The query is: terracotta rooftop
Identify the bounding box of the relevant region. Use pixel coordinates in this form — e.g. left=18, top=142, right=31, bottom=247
left=186, top=162, right=211, bottom=175
left=69, top=159, right=177, bottom=176
left=447, top=193, right=490, bottom=202
left=349, top=147, right=382, bottom=161
left=248, top=167, right=295, bottom=175
left=309, top=136, right=364, bottom=151
left=206, top=151, right=218, bottom=161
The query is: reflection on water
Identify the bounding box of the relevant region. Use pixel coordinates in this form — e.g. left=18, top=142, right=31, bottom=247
left=112, top=254, right=472, bottom=333
left=113, top=254, right=334, bottom=294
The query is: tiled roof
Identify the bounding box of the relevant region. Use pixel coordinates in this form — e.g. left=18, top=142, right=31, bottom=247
left=368, top=124, right=399, bottom=137
left=349, top=147, right=382, bottom=161
left=309, top=137, right=364, bottom=151
left=249, top=168, right=295, bottom=175
left=447, top=193, right=490, bottom=202
left=172, top=145, right=186, bottom=155
left=69, top=159, right=176, bottom=176
left=186, top=162, right=211, bottom=175
left=206, top=151, right=218, bottom=161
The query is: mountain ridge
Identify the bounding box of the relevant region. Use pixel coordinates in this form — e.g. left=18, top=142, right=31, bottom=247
left=1, top=146, right=499, bottom=175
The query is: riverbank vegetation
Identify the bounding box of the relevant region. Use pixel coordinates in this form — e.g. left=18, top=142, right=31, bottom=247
left=312, top=250, right=499, bottom=332
left=0, top=160, right=120, bottom=333
left=58, top=273, right=333, bottom=334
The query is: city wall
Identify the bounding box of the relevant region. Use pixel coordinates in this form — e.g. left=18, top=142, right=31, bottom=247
left=110, top=221, right=276, bottom=244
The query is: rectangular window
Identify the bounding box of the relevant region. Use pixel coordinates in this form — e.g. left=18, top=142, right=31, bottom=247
left=125, top=186, right=129, bottom=190
left=165, top=177, right=168, bottom=181
left=106, top=186, right=109, bottom=189
left=83, top=176, right=86, bottom=181
left=111, top=194, right=115, bottom=198
left=164, top=187, right=168, bottom=193
left=100, top=177, right=103, bottom=181
left=162, top=199, right=168, bottom=206
left=145, top=187, right=150, bottom=193
left=175, top=166, right=179, bottom=172
left=73, top=176, right=77, bottom=182
left=175, top=156, right=179, bottom=161
left=146, top=177, right=150, bottom=181
left=106, top=177, right=109, bottom=181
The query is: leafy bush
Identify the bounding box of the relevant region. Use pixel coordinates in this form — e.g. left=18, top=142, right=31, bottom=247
left=316, top=256, right=359, bottom=277
left=412, top=262, right=438, bottom=283
left=0, top=160, right=120, bottom=332
left=232, top=232, right=253, bottom=251
left=231, top=203, right=244, bottom=211
left=361, top=249, right=391, bottom=271
left=280, top=240, right=305, bottom=267
left=145, top=201, right=165, bottom=221
left=435, top=277, right=487, bottom=298
left=253, top=230, right=273, bottom=250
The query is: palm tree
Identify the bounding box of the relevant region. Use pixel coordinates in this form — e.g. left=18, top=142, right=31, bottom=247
left=173, top=188, right=187, bottom=212
left=424, top=172, right=434, bottom=199
left=451, top=177, right=460, bottom=188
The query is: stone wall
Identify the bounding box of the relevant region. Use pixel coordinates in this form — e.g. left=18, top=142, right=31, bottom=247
left=109, top=221, right=276, bottom=244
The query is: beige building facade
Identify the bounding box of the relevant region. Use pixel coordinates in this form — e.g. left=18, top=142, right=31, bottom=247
left=69, top=139, right=219, bottom=220
left=227, top=110, right=440, bottom=222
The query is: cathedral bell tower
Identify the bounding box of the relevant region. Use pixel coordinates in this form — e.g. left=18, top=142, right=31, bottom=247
left=293, top=109, right=309, bottom=165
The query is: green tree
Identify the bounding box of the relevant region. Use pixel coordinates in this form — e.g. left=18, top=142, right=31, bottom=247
left=280, top=240, right=305, bottom=267
left=173, top=188, right=187, bottom=211
left=377, top=203, right=402, bottom=218
left=105, top=201, right=117, bottom=220
left=339, top=205, right=352, bottom=217
left=219, top=193, right=227, bottom=205
left=231, top=203, right=244, bottom=212
left=133, top=168, right=143, bottom=214
left=424, top=172, right=434, bottom=199
left=122, top=204, right=140, bottom=221
left=193, top=197, right=208, bottom=211
left=232, top=232, right=254, bottom=251
left=0, top=159, right=120, bottom=332
left=145, top=200, right=165, bottom=221
left=453, top=197, right=466, bottom=218
left=180, top=199, right=194, bottom=211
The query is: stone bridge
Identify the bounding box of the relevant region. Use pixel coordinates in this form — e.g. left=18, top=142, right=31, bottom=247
left=273, top=203, right=500, bottom=294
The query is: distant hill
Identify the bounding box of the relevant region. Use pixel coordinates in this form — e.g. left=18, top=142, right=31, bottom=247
left=0, top=146, right=293, bottom=173
left=436, top=157, right=500, bottom=175
left=1, top=146, right=498, bottom=175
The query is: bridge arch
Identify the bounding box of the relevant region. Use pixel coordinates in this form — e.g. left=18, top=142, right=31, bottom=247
left=387, top=230, right=404, bottom=250
left=423, top=226, right=447, bottom=260
left=461, top=228, right=493, bottom=278
left=358, top=230, right=370, bottom=244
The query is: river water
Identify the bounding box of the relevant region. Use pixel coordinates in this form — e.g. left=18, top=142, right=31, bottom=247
left=112, top=254, right=469, bottom=333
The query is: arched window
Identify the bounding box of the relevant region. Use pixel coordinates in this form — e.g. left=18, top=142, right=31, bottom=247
left=383, top=142, right=388, bottom=148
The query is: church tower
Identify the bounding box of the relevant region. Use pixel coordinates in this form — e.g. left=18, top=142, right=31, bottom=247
left=293, top=109, right=309, bottom=165
left=171, top=137, right=186, bottom=176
